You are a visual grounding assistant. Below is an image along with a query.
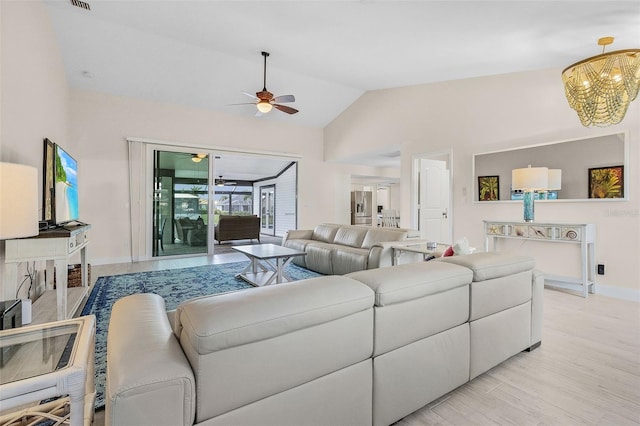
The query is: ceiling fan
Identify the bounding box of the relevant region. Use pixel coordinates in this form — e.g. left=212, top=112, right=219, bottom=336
left=215, top=176, right=237, bottom=187
left=232, top=51, right=298, bottom=115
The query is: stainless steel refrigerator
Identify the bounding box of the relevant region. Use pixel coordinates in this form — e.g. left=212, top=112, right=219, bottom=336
left=351, top=191, right=372, bottom=225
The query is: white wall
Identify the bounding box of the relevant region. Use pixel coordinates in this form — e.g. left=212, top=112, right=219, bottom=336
left=1, top=0, right=70, bottom=300
left=325, top=69, right=640, bottom=299
left=68, top=90, right=334, bottom=264
left=0, top=0, right=69, bottom=207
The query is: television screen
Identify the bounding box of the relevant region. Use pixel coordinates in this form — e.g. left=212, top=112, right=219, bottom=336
left=54, top=144, right=79, bottom=224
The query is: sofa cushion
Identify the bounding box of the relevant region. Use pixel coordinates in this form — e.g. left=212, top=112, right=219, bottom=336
left=469, top=270, right=533, bottom=321
left=331, top=245, right=369, bottom=275
left=176, top=275, right=374, bottom=354
left=361, top=228, right=408, bottom=249
left=176, top=276, right=375, bottom=422
left=305, top=242, right=336, bottom=275
left=333, top=226, right=368, bottom=248
left=282, top=239, right=311, bottom=268
left=311, top=224, right=341, bottom=243
left=440, top=252, right=534, bottom=281
left=347, top=261, right=472, bottom=306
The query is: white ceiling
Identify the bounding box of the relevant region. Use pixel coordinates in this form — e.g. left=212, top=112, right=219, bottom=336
left=44, top=0, right=640, bottom=131
left=160, top=151, right=294, bottom=182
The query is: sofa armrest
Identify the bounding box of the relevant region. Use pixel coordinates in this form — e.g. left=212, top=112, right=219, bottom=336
left=106, top=294, right=196, bottom=426
left=367, top=241, right=421, bottom=269
left=282, top=229, right=313, bottom=245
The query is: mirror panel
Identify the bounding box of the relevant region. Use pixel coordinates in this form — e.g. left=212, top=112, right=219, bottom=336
left=473, top=132, right=627, bottom=202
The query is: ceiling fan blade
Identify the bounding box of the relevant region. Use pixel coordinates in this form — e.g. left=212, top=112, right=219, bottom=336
left=273, top=94, right=295, bottom=103
left=228, top=102, right=258, bottom=106
left=273, top=104, right=299, bottom=115
left=241, top=91, right=258, bottom=100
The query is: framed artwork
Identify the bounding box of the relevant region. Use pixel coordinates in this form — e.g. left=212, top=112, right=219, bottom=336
left=478, top=175, right=499, bottom=201
left=588, top=165, right=624, bottom=198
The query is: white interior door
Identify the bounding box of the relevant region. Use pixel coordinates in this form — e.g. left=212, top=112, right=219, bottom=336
left=419, top=158, right=451, bottom=243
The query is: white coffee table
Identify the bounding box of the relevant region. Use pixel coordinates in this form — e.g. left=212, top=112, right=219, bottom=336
left=0, top=315, right=96, bottom=426
left=233, top=244, right=307, bottom=286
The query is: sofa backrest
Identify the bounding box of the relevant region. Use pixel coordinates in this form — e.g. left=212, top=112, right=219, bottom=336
left=333, top=226, right=368, bottom=248
left=174, top=275, right=374, bottom=423
left=311, top=224, right=341, bottom=242
left=361, top=228, right=408, bottom=249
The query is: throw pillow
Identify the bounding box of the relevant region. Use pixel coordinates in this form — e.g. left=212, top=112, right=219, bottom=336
left=442, top=246, right=454, bottom=257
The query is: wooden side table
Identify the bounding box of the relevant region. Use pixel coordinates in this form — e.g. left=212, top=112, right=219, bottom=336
left=4, top=224, right=91, bottom=321
left=0, top=315, right=96, bottom=426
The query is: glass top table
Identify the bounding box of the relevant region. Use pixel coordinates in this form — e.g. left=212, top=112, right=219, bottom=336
left=390, top=241, right=450, bottom=265
left=0, top=315, right=96, bottom=426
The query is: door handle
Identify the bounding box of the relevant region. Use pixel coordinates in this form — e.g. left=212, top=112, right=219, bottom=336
left=442, top=209, right=448, bottom=219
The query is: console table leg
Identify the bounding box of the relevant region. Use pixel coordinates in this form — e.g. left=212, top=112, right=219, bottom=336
left=55, top=260, right=68, bottom=320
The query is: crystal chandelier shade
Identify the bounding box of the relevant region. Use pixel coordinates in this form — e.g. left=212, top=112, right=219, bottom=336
left=562, top=38, right=640, bottom=127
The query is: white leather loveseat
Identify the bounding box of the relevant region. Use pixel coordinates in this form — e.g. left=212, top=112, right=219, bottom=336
left=282, top=223, right=413, bottom=275
left=105, top=252, right=542, bottom=426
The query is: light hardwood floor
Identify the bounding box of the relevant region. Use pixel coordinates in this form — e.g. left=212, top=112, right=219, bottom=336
left=89, top=258, right=640, bottom=425
left=396, top=288, right=640, bottom=425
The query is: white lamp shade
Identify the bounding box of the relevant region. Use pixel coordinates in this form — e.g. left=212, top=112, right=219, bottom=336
left=0, top=162, right=39, bottom=239
left=512, top=166, right=549, bottom=191
left=548, top=169, right=562, bottom=190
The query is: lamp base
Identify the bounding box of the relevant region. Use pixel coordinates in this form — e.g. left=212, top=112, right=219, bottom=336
left=523, top=191, right=535, bottom=222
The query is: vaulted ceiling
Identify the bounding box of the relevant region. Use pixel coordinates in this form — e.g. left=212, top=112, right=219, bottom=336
left=45, top=1, right=640, bottom=129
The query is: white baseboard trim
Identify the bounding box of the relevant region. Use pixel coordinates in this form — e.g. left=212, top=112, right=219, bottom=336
left=596, top=284, right=640, bottom=302
left=90, top=256, right=133, bottom=266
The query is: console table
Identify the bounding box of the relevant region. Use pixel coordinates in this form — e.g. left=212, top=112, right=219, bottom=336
left=483, top=221, right=595, bottom=297
left=4, top=224, right=91, bottom=321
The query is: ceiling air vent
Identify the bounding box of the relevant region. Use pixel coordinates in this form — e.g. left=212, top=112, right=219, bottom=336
left=70, top=0, right=91, bottom=10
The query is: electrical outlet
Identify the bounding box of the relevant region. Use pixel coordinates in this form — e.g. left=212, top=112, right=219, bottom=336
left=597, top=264, right=605, bottom=275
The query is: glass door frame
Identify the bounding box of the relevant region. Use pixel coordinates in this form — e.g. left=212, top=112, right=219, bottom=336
left=147, top=144, right=216, bottom=258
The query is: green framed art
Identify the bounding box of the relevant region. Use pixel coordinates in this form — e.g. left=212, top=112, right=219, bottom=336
left=478, top=175, right=499, bottom=201
left=588, top=165, right=624, bottom=198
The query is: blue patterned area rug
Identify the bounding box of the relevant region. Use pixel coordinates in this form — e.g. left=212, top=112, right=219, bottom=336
left=80, top=261, right=321, bottom=410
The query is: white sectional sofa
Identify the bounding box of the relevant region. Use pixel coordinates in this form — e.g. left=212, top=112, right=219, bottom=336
left=105, top=252, right=542, bottom=426
left=282, top=223, right=414, bottom=274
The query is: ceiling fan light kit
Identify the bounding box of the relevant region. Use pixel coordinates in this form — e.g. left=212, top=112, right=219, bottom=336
left=232, top=51, right=299, bottom=116
left=562, top=37, right=640, bottom=127
left=191, top=153, right=208, bottom=163
left=257, top=99, right=273, bottom=113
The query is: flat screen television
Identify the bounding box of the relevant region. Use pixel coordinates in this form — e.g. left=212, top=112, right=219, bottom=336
left=43, top=139, right=79, bottom=226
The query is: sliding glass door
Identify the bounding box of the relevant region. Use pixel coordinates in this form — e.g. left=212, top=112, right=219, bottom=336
left=153, top=150, right=210, bottom=257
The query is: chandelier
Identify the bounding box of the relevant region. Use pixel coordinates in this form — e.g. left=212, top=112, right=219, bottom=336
left=562, top=37, right=640, bottom=127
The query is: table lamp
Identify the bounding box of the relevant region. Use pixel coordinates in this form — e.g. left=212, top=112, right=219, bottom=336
left=538, top=169, right=562, bottom=200
left=512, top=166, right=548, bottom=222
left=0, top=162, right=39, bottom=239
left=1, top=162, right=39, bottom=323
